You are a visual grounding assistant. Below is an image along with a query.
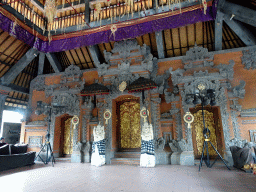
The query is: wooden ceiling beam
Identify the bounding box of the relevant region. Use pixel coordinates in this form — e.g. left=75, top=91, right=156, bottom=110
left=214, top=11, right=224, bottom=51
left=0, top=48, right=39, bottom=85
left=56, top=0, right=86, bottom=13
left=88, top=45, right=101, bottom=67
left=6, top=84, right=29, bottom=94
left=155, top=31, right=165, bottom=59
left=30, top=0, right=44, bottom=13
left=223, top=14, right=256, bottom=46
left=220, top=1, right=256, bottom=27
left=38, top=52, right=46, bottom=75
left=45, top=53, right=62, bottom=72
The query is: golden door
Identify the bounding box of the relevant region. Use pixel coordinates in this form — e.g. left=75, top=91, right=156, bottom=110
left=120, top=101, right=141, bottom=149
left=63, top=117, right=73, bottom=154
left=193, top=109, right=218, bottom=157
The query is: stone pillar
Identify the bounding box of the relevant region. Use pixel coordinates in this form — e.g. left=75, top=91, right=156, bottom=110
left=104, top=95, right=113, bottom=164
left=81, top=100, right=93, bottom=163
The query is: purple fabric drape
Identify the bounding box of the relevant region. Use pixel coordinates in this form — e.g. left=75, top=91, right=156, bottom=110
left=0, top=1, right=217, bottom=53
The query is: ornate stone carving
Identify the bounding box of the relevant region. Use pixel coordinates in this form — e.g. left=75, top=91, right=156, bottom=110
left=151, top=97, right=161, bottom=139
left=97, top=63, right=110, bottom=77
left=249, top=130, right=256, bottom=143
left=215, top=60, right=235, bottom=80
left=232, top=80, right=246, bottom=98
left=51, top=93, right=80, bottom=116
left=241, top=48, right=256, bottom=69
left=227, top=138, right=249, bottom=148
left=169, top=139, right=189, bottom=152
left=81, top=116, right=87, bottom=142
left=164, top=89, right=179, bottom=104
left=231, top=110, right=241, bottom=140
left=241, top=108, right=256, bottom=117
left=30, top=76, right=45, bottom=91
left=182, top=43, right=214, bottom=63
left=61, top=64, right=82, bottom=82
left=112, top=39, right=140, bottom=55
left=230, top=99, right=242, bottom=112
left=141, top=54, right=153, bottom=72
left=103, top=40, right=150, bottom=65
left=155, top=137, right=165, bottom=151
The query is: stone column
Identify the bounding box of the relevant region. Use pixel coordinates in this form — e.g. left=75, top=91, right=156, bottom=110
left=104, top=95, right=113, bottom=164
left=81, top=99, right=93, bottom=163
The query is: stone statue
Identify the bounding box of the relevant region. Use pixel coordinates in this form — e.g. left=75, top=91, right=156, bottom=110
left=91, top=124, right=106, bottom=167
left=140, top=122, right=155, bottom=167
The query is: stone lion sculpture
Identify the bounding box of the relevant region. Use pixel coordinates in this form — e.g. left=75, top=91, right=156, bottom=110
left=91, top=124, right=106, bottom=167
left=140, top=122, right=155, bottom=167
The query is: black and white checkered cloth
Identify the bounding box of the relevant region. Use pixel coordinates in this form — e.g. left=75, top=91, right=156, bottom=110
left=92, top=139, right=106, bottom=155
left=141, top=139, right=155, bottom=155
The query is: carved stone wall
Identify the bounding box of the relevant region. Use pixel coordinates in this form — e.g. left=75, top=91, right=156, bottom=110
left=168, top=45, right=237, bottom=157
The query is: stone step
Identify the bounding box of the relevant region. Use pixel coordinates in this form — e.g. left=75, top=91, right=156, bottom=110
left=55, top=157, right=71, bottom=163
left=110, top=158, right=140, bottom=166
left=114, top=152, right=141, bottom=158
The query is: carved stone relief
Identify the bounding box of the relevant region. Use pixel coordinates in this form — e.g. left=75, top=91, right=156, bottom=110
left=61, top=64, right=82, bottom=82
left=182, top=43, right=214, bottom=64
left=241, top=48, right=256, bottom=70
left=240, top=108, right=256, bottom=117
left=30, top=76, right=45, bottom=91
left=169, top=45, right=236, bottom=154
left=51, top=93, right=80, bottom=116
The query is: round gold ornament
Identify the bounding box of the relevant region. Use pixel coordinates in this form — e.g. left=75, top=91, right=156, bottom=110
left=119, top=81, right=127, bottom=92
left=183, top=112, right=194, bottom=129
left=140, top=107, right=149, bottom=122
left=71, top=115, right=79, bottom=129
left=104, top=109, right=112, bottom=124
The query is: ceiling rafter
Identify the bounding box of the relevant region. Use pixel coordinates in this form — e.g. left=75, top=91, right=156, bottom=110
left=0, top=48, right=39, bottom=85
left=220, top=1, right=256, bottom=27
left=223, top=14, right=256, bottom=46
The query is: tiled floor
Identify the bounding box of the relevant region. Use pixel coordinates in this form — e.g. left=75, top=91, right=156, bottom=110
left=0, top=163, right=255, bottom=192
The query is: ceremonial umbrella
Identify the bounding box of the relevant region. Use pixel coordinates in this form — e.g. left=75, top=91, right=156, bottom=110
left=81, top=83, right=110, bottom=107
left=127, top=77, right=157, bottom=124
left=126, top=77, right=157, bottom=103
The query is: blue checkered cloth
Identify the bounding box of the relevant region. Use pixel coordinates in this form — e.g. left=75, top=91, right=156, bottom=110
left=141, top=139, right=155, bottom=155
left=92, top=139, right=106, bottom=155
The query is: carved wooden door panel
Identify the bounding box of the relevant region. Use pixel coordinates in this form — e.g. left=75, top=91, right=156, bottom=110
left=192, top=108, right=218, bottom=158
left=63, top=117, right=73, bottom=155
left=119, top=101, right=141, bottom=149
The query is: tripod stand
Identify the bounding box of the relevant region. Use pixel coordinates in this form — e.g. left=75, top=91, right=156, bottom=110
left=198, top=104, right=230, bottom=171
left=35, top=107, right=55, bottom=166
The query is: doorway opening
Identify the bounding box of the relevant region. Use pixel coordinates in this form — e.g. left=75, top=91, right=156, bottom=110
left=190, top=106, right=224, bottom=159
left=116, top=97, right=141, bottom=152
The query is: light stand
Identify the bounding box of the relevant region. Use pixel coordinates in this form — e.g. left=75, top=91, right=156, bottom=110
left=35, top=101, right=55, bottom=166
left=186, top=85, right=230, bottom=171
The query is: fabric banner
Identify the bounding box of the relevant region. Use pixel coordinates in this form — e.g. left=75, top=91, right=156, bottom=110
left=0, top=1, right=217, bottom=53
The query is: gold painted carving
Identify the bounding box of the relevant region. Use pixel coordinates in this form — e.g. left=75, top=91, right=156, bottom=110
left=193, top=110, right=218, bottom=156
left=119, top=81, right=127, bottom=92
left=120, top=101, right=141, bottom=148
left=63, top=117, right=73, bottom=154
